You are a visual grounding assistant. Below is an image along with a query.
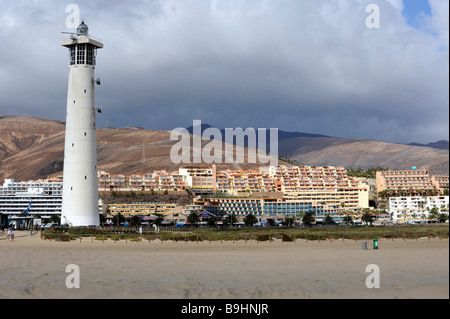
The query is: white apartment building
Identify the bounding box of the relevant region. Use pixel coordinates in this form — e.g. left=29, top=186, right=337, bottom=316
left=0, top=179, right=63, bottom=226
left=178, top=166, right=217, bottom=193
left=389, top=196, right=449, bottom=223
left=0, top=179, right=104, bottom=226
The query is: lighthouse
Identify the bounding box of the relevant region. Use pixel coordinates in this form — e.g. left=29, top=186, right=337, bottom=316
left=61, top=21, right=103, bottom=227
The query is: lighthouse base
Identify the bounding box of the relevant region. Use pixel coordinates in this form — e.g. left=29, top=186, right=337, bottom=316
left=62, top=215, right=100, bottom=227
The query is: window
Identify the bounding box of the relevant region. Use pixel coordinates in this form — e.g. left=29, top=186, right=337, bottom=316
left=77, top=44, right=85, bottom=64
left=70, top=46, right=76, bottom=65
left=86, top=44, right=93, bottom=65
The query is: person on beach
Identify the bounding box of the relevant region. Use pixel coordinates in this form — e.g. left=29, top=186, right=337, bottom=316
left=7, top=229, right=14, bottom=242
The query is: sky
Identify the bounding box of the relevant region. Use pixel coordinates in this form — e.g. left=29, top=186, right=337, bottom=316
left=0, top=0, right=448, bottom=144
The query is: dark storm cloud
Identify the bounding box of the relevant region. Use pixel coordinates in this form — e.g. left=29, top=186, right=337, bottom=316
left=0, top=0, right=448, bottom=144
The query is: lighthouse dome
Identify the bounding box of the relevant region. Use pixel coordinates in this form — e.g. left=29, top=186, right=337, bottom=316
left=77, top=21, right=89, bottom=35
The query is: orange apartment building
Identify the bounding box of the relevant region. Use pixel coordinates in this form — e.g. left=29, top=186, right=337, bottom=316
left=431, top=175, right=449, bottom=191
left=376, top=169, right=449, bottom=194
left=98, top=171, right=186, bottom=191
left=50, top=165, right=370, bottom=196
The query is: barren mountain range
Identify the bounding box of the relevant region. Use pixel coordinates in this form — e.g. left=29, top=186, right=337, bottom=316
left=0, top=115, right=448, bottom=182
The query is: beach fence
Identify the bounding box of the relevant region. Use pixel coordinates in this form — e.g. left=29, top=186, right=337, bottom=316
left=40, top=226, right=449, bottom=244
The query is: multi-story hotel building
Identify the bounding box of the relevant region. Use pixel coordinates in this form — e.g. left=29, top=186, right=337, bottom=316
left=0, top=179, right=107, bottom=227
left=178, top=166, right=216, bottom=194
left=376, top=170, right=439, bottom=193
left=0, top=179, right=63, bottom=226
left=194, top=182, right=369, bottom=224
left=106, top=202, right=177, bottom=217
left=389, top=196, right=449, bottom=223
left=98, top=170, right=186, bottom=192
left=431, top=175, right=449, bottom=192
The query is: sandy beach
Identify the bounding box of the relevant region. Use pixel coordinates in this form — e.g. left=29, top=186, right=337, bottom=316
left=0, top=231, right=448, bottom=299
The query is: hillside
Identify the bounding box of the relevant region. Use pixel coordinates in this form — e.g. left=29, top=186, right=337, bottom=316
left=278, top=137, right=449, bottom=176
left=407, top=140, right=449, bottom=150
left=0, top=116, right=448, bottom=182
left=0, top=116, right=281, bottom=182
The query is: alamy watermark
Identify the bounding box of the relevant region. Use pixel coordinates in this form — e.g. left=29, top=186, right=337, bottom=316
left=365, top=264, right=380, bottom=289
left=65, top=4, right=81, bottom=29
left=170, top=120, right=279, bottom=167
left=65, top=264, right=80, bottom=289
left=365, top=4, right=380, bottom=29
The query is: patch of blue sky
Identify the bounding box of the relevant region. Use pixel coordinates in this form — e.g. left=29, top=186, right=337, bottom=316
left=401, top=0, right=432, bottom=29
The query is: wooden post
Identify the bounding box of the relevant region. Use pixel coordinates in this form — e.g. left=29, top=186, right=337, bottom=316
left=79, top=236, right=82, bottom=243
left=185, top=233, right=187, bottom=244
left=196, top=234, right=199, bottom=244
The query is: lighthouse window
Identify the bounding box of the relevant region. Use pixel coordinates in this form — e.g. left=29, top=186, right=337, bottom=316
left=86, top=44, right=94, bottom=65
left=77, top=44, right=85, bottom=64
left=70, top=46, right=76, bottom=65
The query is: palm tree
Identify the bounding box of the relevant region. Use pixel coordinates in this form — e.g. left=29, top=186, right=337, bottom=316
left=323, top=214, right=336, bottom=225
left=428, top=207, right=440, bottom=222
left=99, top=213, right=107, bottom=226
left=129, top=215, right=141, bottom=227
left=112, top=212, right=126, bottom=226
left=361, top=210, right=374, bottom=226
left=342, top=213, right=353, bottom=225
left=267, top=218, right=276, bottom=226
left=244, top=214, right=258, bottom=227
left=302, top=211, right=315, bottom=226
left=438, top=213, right=448, bottom=223
left=223, top=213, right=237, bottom=227
left=187, top=212, right=200, bottom=227
left=282, top=217, right=295, bottom=227
left=207, top=215, right=217, bottom=227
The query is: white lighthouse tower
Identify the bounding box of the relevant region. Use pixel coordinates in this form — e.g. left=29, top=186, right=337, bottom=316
left=61, top=21, right=103, bottom=227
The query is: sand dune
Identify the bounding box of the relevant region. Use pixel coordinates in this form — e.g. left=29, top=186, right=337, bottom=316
left=0, top=231, right=448, bottom=299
